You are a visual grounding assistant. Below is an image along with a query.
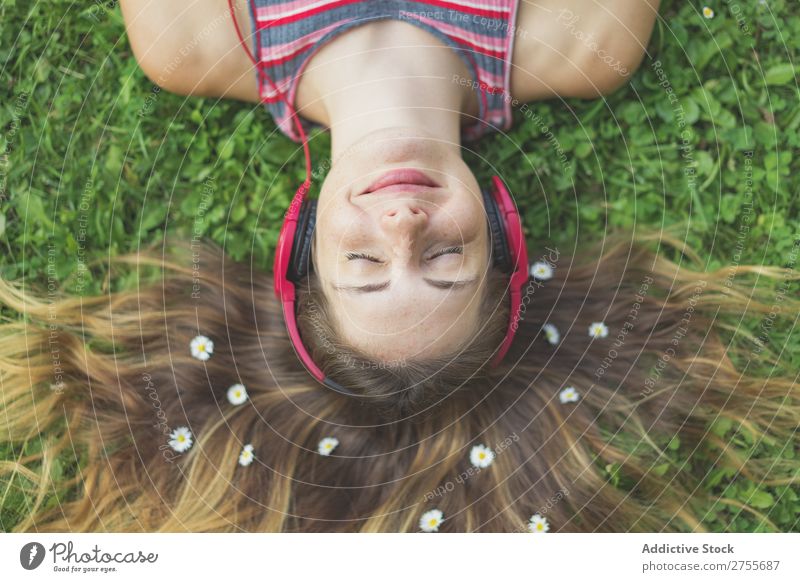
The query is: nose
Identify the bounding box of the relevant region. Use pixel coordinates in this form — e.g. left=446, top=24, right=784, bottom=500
left=380, top=204, right=428, bottom=260
left=381, top=204, right=427, bottom=234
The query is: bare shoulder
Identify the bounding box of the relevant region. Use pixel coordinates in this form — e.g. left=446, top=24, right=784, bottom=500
left=120, top=0, right=260, bottom=101
left=509, top=0, right=661, bottom=101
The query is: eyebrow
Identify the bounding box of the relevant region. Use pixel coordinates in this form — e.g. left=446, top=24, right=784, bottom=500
left=332, top=276, right=479, bottom=294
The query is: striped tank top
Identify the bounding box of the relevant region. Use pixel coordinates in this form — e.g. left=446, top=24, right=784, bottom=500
left=245, top=0, right=519, bottom=143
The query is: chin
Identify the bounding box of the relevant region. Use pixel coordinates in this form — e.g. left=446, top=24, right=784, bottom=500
left=357, top=127, right=445, bottom=163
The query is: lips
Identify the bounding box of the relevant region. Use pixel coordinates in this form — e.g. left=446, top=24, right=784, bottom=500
left=360, top=169, right=440, bottom=195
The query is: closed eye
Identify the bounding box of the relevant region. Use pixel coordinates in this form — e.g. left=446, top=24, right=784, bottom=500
left=345, top=252, right=382, bottom=263
left=428, top=246, right=463, bottom=260
left=345, top=246, right=463, bottom=262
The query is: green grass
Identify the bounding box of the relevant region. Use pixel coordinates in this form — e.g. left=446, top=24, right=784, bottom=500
left=1, top=0, right=799, bottom=531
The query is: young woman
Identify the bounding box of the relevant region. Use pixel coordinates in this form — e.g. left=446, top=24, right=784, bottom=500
left=120, top=0, right=662, bottom=382
left=2, top=1, right=798, bottom=533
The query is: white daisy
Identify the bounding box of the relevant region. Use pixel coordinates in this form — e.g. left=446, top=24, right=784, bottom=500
left=419, top=509, right=444, bottom=532
left=168, top=426, right=193, bottom=453
left=530, top=261, right=554, bottom=280
left=227, top=383, right=248, bottom=405
left=702, top=6, right=714, bottom=19
left=190, top=335, right=214, bottom=360
left=238, top=443, right=255, bottom=466
left=588, top=321, right=609, bottom=339
left=528, top=513, right=550, bottom=533
left=559, top=386, right=580, bottom=404
left=543, top=323, right=560, bottom=345
left=469, top=444, right=496, bottom=469
left=318, top=437, right=339, bottom=456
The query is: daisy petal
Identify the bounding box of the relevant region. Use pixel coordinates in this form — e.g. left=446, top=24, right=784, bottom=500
left=469, top=444, right=496, bottom=469
left=530, top=261, right=554, bottom=281
left=528, top=513, right=550, bottom=533
left=543, top=323, right=560, bottom=345
left=588, top=322, right=609, bottom=339
left=190, top=335, right=214, bottom=361
left=227, top=383, right=249, bottom=405
left=168, top=426, right=193, bottom=453
left=238, top=443, right=255, bottom=466
left=318, top=437, right=339, bottom=456
left=419, top=509, right=444, bottom=532
left=559, top=386, right=580, bottom=404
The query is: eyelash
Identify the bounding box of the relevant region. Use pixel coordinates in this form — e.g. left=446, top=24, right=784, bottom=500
left=345, top=246, right=463, bottom=263
left=345, top=252, right=381, bottom=262
left=430, top=246, right=463, bottom=259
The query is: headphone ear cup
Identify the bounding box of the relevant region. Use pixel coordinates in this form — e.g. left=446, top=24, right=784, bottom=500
left=288, top=198, right=317, bottom=282
left=483, top=188, right=511, bottom=271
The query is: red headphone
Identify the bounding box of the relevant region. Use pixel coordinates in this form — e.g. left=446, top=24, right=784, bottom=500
left=230, top=2, right=529, bottom=396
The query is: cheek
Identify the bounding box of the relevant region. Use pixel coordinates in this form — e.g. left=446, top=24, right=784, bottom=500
left=321, top=154, right=370, bottom=197
left=316, top=206, right=369, bottom=251
left=444, top=199, right=486, bottom=240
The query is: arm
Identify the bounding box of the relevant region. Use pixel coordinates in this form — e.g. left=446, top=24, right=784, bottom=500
left=119, top=0, right=260, bottom=101
left=510, top=0, right=661, bottom=101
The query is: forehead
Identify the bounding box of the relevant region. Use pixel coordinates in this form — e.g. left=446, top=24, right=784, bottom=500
left=327, top=278, right=486, bottom=361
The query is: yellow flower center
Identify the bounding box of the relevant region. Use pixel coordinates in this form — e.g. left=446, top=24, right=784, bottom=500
left=429, top=519, right=437, bottom=526
left=177, top=435, right=185, bottom=442
left=537, top=523, right=543, bottom=531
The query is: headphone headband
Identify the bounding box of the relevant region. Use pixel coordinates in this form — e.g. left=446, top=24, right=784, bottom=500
left=275, top=176, right=529, bottom=391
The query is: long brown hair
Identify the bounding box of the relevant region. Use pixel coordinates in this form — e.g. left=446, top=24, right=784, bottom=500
left=2, top=230, right=798, bottom=532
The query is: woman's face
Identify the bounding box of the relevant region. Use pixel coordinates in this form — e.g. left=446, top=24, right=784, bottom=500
left=313, top=127, right=491, bottom=363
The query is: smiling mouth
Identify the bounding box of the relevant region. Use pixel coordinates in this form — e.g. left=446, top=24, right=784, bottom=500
left=360, top=168, right=440, bottom=195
